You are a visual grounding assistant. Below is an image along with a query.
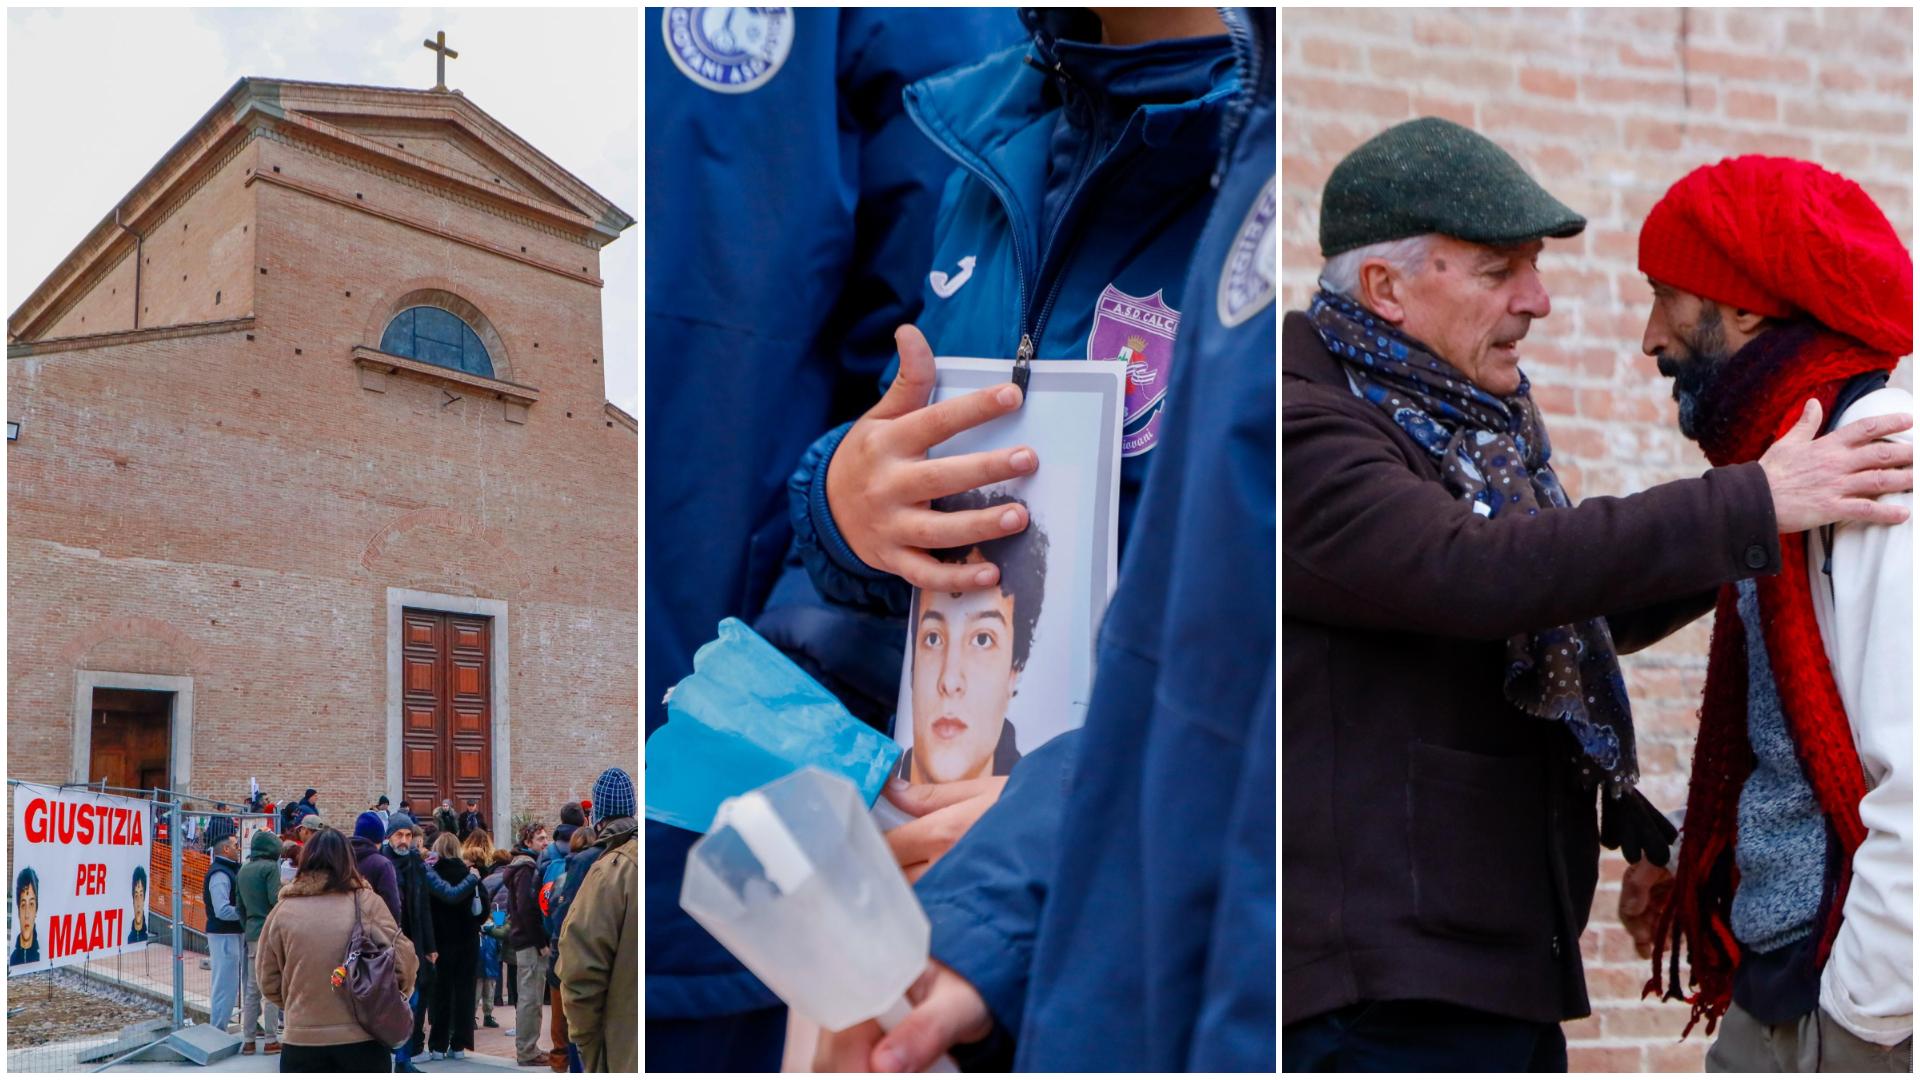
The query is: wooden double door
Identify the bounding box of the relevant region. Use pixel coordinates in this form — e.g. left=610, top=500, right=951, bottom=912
left=401, top=609, right=492, bottom=813
left=87, top=688, right=173, bottom=794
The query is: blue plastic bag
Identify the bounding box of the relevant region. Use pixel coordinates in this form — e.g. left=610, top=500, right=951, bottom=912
left=646, top=618, right=901, bottom=832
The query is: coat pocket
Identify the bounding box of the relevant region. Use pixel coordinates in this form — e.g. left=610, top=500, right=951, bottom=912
left=1405, top=741, right=1554, bottom=944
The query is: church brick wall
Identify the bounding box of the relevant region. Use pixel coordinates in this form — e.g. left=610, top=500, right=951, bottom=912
left=10, top=98, right=635, bottom=837
left=321, top=120, right=557, bottom=209
left=252, top=136, right=608, bottom=402
left=1282, top=7, right=1911, bottom=1071
left=370, top=131, right=490, bottom=184
left=135, top=145, right=261, bottom=332
left=253, top=131, right=604, bottom=296
left=45, top=142, right=260, bottom=340
left=42, top=250, right=137, bottom=340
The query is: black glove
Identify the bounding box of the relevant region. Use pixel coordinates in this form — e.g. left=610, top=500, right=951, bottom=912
left=1599, top=785, right=1677, bottom=868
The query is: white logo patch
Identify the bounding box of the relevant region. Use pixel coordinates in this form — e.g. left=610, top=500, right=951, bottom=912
left=928, top=255, right=976, bottom=299
left=662, top=8, right=793, bottom=94
left=1217, top=174, right=1277, bottom=328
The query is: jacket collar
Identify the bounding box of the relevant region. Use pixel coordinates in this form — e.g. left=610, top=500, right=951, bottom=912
left=591, top=817, right=638, bottom=850
left=1284, top=308, right=1451, bottom=477
left=904, top=15, right=1237, bottom=259
left=281, top=875, right=358, bottom=899
left=909, top=17, right=1236, bottom=155
left=1283, top=309, right=1347, bottom=387
left=1024, top=8, right=1235, bottom=122
left=1219, top=8, right=1275, bottom=107
left=1216, top=8, right=1274, bottom=182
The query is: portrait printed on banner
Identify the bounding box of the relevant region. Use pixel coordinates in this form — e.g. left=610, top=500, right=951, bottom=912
left=11, top=867, right=40, bottom=969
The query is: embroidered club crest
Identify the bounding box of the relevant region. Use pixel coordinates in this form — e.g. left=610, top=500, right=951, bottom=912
left=662, top=8, right=793, bottom=94
left=1088, top=285, right=1181, bottom=457
left=1217, top=174, right=1277, bottom=328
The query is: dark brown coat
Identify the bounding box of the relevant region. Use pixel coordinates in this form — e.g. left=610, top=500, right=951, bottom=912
left=1281, top=310, right=1780, bottom=1026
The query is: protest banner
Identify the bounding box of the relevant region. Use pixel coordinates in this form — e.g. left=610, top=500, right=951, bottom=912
left=8, top=783, right=154, bottom=975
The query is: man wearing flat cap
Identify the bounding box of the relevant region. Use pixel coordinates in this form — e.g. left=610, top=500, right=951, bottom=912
left=1281, top=118, right=1914, bottom=1070
left=1623, top=156, right=1913, bottom=1071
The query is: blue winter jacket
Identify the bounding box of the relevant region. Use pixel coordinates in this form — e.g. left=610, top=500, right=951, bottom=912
left=776, top=8, right=1241, bottom=675
left=644, top=6, right=1021, bottom=1026
left=645, top=5, right=1019, bottom=735
left=912, top=8, right=1276, bottom=1071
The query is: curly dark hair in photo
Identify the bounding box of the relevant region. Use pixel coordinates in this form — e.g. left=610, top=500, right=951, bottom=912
left=925, top=487, right=1050, bottom=672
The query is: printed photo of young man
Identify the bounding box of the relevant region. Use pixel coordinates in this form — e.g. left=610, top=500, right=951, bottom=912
left=897, top=488, right=1049, bottom=784
left=11, top=868, right=41, bottom=968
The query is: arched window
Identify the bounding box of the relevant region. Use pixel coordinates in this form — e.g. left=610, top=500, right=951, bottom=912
left=379, top=305, right=495, bottom=378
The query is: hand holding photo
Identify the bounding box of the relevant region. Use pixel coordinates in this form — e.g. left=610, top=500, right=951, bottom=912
left=823, top=325, right=1042, bottom=595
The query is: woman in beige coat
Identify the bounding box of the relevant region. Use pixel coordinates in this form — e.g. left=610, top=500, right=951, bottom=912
left=257, top=826, right=419, bottom=1072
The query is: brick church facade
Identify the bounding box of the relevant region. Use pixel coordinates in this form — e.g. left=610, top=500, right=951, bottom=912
left=7, top=77, right=637, bottom=834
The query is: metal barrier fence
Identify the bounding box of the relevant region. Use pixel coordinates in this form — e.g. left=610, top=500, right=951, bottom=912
left=6, top=782, right=274, bottom=1072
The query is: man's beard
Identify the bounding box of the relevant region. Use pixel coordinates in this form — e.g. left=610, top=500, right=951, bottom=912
left=1655, top=305, right=1734, bottom=442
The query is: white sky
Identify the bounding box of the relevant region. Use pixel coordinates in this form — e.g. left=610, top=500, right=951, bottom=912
left=6, top=6, right=639, bottom=414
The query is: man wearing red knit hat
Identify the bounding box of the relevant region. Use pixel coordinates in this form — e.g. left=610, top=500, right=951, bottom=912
left=1625, top=156, right=1913, bottom=1070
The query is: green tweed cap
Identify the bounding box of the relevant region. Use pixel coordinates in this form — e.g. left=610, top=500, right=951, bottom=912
left=1319, top=117, right=1587, bottom=257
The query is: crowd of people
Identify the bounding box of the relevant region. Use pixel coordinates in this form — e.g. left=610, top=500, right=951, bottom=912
left=193, top=767, right=636, bottom=1072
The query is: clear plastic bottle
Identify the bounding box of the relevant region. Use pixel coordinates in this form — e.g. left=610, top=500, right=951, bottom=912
left=682, top=768, right=958, bottom=1070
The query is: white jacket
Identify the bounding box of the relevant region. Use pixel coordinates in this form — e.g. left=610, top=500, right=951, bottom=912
left=1810, top=386, right=1913, bottom=1046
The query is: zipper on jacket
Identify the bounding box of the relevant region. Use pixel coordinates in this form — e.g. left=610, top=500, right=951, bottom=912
left=1214, top=9, right=1260, bottom=190
left=903, top=95, right=1037, bottom=363
left=906, top=49, right=1215, bottom=388
left=1027, top=52, right=1242, bottom=352
left=907, top=50, right=1107, bottom=381
left=1025, top=147, right=1119, bottom=352
left=1016, top=47, right=1100, bottom=369
left=1025, top=61, right=1112, bottom=358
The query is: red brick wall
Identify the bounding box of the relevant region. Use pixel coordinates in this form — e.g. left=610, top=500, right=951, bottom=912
left=9, top=108, right=636, bottom=834
left=1282, top=7, right=1912, bottom=1071
left=46, top=142, right=259, bottom=340
left=43, top=250, right=138, bottom=339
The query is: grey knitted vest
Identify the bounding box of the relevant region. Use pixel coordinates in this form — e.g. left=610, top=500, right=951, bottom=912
left=1729, top=579, right=1829, bottom=952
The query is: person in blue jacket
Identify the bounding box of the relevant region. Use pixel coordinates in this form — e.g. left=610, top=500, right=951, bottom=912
left=760, top=0, right=1237, bottom=929
left=779, top=7, right=1240, bottom=632
left=644, top=7, right=1020, bottom=1071
left=813, top=7, right=1276, bottom=1071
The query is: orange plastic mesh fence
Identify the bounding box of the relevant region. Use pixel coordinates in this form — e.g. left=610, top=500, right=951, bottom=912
left=147, top=842, right=211, bottom=941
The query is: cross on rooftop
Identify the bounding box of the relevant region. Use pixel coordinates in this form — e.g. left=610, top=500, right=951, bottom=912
left=423, top=30, right=458, bottom=92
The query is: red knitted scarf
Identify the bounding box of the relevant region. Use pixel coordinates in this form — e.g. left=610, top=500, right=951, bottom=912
left=1644, top=328, right=1891, bottom=1037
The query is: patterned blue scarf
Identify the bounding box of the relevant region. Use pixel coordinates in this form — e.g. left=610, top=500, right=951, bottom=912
left=1308, top=288, right=1638, bottom=790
